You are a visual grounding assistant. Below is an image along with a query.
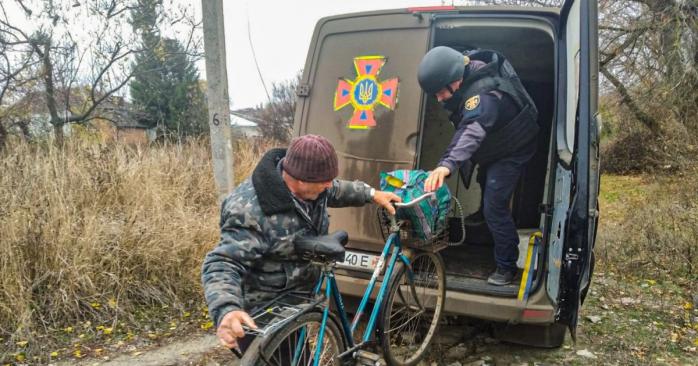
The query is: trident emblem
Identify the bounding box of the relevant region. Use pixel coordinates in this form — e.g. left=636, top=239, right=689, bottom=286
left=358, top=80, right=375, bottom=105
left=333, top=55, right=399, bottom=129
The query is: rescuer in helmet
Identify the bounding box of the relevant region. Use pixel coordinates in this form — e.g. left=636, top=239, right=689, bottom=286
left=418, top=46, right=539, bottom=285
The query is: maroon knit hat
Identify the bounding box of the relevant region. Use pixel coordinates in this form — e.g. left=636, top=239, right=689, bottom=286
left=283, top=135, right=338, bottom=182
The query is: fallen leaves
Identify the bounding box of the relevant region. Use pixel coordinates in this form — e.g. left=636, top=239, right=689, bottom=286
left=620, top=297, right=639, bottom=306
left=96, top=325, right=114, bottom=335
left=576, top=349, right=597, bottom=359
left=586, top=315, right=603, bottom=324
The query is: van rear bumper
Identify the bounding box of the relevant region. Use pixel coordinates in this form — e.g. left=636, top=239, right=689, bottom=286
left=334, top=271, right=556, bottom=324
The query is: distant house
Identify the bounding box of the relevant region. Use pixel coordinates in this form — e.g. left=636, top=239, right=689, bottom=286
left=92, top=97, right=157, bottom=145
left=10, top=89, right=156, bottom=145
left=92, top=118, right=156, bottom=146
left=230, top=112, right=262, bottom=138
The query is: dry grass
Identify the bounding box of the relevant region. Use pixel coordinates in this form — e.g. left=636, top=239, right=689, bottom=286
left=597, top=170, right=698, bottom=285
left=0, top=137, right=281, bottom=361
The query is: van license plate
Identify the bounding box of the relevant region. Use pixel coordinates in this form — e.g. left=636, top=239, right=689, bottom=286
left=338, top=250, right=379, bottom=272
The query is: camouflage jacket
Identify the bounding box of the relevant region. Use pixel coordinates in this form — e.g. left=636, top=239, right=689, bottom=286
left=201, top=148, right=373, bottom=327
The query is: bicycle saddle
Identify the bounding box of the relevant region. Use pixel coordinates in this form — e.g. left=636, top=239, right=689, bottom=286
left=294, top=230, right=348, bottom=262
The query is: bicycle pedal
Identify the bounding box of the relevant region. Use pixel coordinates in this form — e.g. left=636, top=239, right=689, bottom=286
left=355, top=350, right=386, bottom=366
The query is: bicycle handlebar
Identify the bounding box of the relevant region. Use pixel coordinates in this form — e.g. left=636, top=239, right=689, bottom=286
left=393, top=192, right=435, bottom=209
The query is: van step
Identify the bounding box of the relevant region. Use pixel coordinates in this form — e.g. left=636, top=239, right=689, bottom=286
left=446, top=274, right=519, bottom=297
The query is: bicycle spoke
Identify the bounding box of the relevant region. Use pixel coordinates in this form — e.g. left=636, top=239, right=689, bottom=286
left=287, top=330, right=294, bottom=365
left=293, top=326, right=308, bottom=366
left=381, top=252, right=445, bottom=365
left=386, top=311, right=426, bottom=334
left=305, top=325, right=316, bottom=366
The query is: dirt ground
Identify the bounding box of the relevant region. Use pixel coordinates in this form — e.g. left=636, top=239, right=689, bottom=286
left=57, top=275, right=697, bottom=366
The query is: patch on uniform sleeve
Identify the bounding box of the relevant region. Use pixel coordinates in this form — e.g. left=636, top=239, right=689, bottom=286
left=464, top=95, right=480, bottom=111
left=461, top=95, right=482, bottom=120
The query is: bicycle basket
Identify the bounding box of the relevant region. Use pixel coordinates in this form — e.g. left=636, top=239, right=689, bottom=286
left=379, top=170, right=454, bottom=248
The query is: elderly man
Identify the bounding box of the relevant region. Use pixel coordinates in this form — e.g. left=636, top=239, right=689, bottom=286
left=201, top=134, right=400, bottom=351
left=417, top=46, right=539, bottom=286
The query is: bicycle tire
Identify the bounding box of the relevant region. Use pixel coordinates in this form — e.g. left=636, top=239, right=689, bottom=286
left=379, top=251, right=446, bottom=366
left=240, top=311, right=347, bottom=366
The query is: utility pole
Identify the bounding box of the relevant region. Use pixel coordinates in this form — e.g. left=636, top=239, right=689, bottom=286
left=202, top=0, right=235, bottom=200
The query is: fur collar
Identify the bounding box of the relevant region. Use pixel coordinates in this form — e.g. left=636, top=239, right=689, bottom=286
left=252, top=148, right=296, bottom=216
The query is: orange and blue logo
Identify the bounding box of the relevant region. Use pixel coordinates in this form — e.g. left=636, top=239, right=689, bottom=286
left=333, top=56, right=399, bottom=129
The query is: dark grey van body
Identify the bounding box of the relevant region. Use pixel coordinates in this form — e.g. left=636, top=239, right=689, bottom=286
left=292, top=1, right=599, bottom=346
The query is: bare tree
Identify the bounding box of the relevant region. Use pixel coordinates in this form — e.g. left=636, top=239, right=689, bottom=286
left=599, top=0, right=698, bottom=135
left=250, top=72, right=301, bottom=142
left=0, top=0, right=202, bottom=146
left=0, top=9, right=37, bottom=149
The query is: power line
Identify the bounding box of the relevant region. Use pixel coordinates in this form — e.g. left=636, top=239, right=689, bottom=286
left=246, top=11, right=272, bottom=105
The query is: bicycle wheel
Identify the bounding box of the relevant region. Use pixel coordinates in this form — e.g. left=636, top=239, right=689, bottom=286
left=379, top=251, right=446, bottom=366
left=241, top=311, right=347, bottom=366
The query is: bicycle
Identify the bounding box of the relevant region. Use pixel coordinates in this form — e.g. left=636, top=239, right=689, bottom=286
left=238, top=193, right=449, bottom=366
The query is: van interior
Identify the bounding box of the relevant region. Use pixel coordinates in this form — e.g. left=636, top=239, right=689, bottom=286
left=417, top=18, right=555, bottom=297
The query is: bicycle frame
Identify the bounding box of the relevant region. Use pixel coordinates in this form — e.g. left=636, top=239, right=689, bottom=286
left=298, top=229, right=412, bottom=366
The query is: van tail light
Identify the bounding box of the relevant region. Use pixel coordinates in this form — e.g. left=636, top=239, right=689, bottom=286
left=521, top=309, right=553, bottom=319
left=407, top=6, right=456, bottom=13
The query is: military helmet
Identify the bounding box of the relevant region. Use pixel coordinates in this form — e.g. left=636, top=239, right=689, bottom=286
left=417, top=46, right=467, bottom=95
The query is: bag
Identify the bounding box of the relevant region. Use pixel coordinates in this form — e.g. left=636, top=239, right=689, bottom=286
left=379, top=169, right=451, bottom=241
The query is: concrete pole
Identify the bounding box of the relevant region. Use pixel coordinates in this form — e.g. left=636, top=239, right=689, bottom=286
left=201, top=0, right=235, bottom=201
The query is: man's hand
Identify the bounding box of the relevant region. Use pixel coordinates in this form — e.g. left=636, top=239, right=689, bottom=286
left=373, top=191, right=402, bottom=215
left=216, top=310, right=257, bottom=350
left=424, top=167, right=451, bottom=192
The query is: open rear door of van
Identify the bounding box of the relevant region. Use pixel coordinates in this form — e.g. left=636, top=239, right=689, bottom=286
left=293, top=10, right=433, bottom=251
left=556, top=0, right=600, bottom=339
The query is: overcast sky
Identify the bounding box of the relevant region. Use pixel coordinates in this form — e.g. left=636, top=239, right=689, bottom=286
left=202, top=0, right=450, bottom=109
left=4, top=0, right=454, bottom=109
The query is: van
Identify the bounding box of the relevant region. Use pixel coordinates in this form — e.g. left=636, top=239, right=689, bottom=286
left=292, top=1, right=599, bottom=347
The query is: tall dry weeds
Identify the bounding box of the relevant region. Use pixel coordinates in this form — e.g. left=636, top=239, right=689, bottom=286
left=0, top=137, right=279, bottom=353
left=598, top=172, right=698, bottom=288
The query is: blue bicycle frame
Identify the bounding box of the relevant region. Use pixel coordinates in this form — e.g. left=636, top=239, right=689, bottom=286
left=294, top=230, right=412, bottom=366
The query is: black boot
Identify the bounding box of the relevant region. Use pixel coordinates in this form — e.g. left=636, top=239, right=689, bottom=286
left=487, top=267, right=517, bottom=286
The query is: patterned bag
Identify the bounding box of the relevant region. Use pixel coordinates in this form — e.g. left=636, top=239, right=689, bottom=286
left=379, top=169, right=452, bottom=241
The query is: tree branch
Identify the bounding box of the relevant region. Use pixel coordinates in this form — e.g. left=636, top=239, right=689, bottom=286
left=600, top=65, right=661, bottom=134
left=600, top=26, right=648, bottom=67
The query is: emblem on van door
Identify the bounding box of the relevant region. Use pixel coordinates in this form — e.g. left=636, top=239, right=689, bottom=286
left=333, top=56, right=399, bottom=129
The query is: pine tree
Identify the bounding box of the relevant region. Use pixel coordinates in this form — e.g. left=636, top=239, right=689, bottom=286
left=129, top=0, right=207, bottom=139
